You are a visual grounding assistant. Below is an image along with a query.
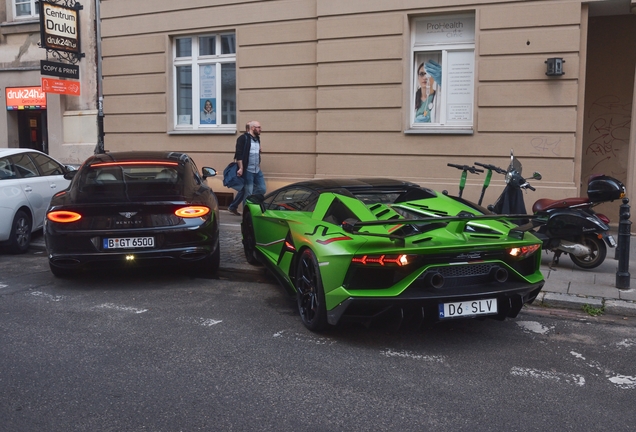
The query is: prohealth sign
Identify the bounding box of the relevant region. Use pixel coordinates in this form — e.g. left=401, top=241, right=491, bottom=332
left=39, top=1, right=81, bottom=55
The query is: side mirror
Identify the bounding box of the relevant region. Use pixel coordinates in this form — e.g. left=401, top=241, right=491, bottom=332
left=202, top=167, right=216, bottom=179
left=532, top=172, right=542, bottom=181
left=63, top=170, right=78, bottom=180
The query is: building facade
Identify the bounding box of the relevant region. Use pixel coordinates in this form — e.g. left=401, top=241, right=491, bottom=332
left=97, top=0, right=635, bottom=216
left=0, top=0, right=98, bottom=164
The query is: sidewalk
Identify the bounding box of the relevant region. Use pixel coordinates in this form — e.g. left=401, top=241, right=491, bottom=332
left=31, top=211, right=636, bottom=317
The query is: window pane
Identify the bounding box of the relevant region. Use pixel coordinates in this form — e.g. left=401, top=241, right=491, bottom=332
left=199, top=36, right=216, bottom=56
left=15, top=1, right=31, bottom=17
left=176, top=38, right=191, bottom=57
left=199, top=65, right=216, bottom=125
left=11, top=154, right=39, bottom=178
left=176, top=66, right=192, bottom=125
left=221, top=34, right=236, bottom=54
left=221, top=63, right=236, bottom=125
left=32, top=153, right=64, bottom=176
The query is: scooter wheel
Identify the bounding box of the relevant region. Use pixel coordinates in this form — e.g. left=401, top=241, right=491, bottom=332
left=569, top=234, right=607, bottom=269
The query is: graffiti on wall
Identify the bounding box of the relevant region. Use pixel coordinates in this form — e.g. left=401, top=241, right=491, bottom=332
left=583, top=94, right=632, bottom=179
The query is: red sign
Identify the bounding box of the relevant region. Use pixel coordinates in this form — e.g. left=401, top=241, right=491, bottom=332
left=41, top=77, right=80, bottom=96
left=6, top=87, right=47, bottom=110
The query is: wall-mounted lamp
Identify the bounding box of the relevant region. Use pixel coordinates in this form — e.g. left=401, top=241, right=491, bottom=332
left=545, top=58, right=565, bottom=76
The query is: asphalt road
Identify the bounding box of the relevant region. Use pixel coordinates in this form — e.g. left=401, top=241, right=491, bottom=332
left=1, top=250, right=635, bottom=431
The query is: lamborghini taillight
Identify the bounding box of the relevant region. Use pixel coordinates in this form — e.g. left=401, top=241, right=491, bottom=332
left=507, top=244, right=540, bottom=260
left=351, top=254, right=415, bottom=267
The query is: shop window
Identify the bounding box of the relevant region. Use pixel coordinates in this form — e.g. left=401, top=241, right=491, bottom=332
left=173, top=33, right=236, bottom=131
left=13, top=0, right=38, bottom=19
left=410, top=14, right=475, bottom=132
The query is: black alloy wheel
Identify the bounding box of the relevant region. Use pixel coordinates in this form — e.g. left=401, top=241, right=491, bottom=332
left=569, top=234, right=607, bottom=269
left=8, top=210, right=32, bottom=254
left=241, top=208, right=260, bottom=265
left=295, top=249, right=329, bottom=332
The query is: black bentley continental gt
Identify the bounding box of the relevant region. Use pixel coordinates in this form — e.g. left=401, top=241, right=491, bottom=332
left=44, top=151, right=220, bottom=277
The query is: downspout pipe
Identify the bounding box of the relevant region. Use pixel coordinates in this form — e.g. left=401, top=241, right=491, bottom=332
left=94, top=0, right=105, bottom=154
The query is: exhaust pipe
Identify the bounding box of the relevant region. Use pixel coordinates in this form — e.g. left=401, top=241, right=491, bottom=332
left=557, top=240, right=591, bottom=257
left=424, top=272, right=445, bottom=289
left=490, top=266, right=508, bottom=283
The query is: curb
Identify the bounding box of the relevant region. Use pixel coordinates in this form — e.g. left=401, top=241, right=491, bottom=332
left=534, top=291, right=636, bottom=317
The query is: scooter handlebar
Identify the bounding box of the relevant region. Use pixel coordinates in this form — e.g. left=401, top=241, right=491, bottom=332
left=447, top=163, right=484, bottom=174
left=474, top=162, right=506, bottom=175
left=520, top=182, right=536, bottom=192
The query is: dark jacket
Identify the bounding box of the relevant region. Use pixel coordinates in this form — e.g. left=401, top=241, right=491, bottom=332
left=234, top=132, right=261, bottom=171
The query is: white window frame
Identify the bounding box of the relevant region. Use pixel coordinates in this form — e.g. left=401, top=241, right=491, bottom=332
left=13, top=0, right=39, bottom=20
left=172, top=33, right=236, bottom=132
left=408, top=13, right=476, bottom=134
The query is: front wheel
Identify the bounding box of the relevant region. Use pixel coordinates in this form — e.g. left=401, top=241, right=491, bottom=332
left=295, top=249, right=329, bottom=332
left=569, top=234, right=607, bottom=269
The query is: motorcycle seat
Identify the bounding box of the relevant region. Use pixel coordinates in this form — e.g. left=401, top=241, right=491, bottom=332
left=532, top=197, right=590, bottom=213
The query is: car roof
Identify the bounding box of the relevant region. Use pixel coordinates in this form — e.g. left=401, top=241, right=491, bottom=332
left=0, top=148, right=47, bottom=157
left=84, top=151, right=192, bottom=166
left=289, top=178, right=422, bottom=192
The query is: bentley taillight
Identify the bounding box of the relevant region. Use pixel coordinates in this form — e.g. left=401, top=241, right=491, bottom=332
left=175, top=206, right=210, bottom=218
left=47, top=211, right=82, bottom=223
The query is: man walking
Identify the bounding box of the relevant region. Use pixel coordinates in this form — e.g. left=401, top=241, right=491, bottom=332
left=227, top=120, right=266, bottom=216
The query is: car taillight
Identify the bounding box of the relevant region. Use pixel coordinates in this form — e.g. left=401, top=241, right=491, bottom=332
left=351, top=254, right=415, bottom=267
left=175, top=206, right=210, bottom=218
left=47, top=211, right=82, bottom=223
left=507, top=244, right=540, bottom=260
left=597, top=214, right=610, bottom=224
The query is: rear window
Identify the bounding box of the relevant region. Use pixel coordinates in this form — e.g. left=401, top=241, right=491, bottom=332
left=77, top=163, right=184, bottom=200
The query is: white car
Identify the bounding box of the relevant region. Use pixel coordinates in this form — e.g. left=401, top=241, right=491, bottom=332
left=0, top=148, right=74, bottom=253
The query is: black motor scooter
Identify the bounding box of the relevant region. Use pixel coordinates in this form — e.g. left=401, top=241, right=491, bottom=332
left=476, top=151, right=625, bottom=269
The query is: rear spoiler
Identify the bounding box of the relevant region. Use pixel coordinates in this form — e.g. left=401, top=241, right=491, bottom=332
left=341, top=214, right=544, bottom=241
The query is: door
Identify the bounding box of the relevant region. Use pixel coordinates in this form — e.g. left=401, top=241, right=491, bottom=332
left=18, top=110, right=47, bottom=153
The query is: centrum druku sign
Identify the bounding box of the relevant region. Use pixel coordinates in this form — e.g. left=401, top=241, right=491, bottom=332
left=39, top=1, right=81, bottom=55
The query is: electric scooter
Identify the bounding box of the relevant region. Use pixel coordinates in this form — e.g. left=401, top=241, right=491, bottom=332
left=446, top=163, right=483, bottom=198
left=476, top=151, right=625, bottom=269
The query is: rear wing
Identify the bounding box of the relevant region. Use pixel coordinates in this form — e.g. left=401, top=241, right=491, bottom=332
left=341, top=213, right=544, bottom=241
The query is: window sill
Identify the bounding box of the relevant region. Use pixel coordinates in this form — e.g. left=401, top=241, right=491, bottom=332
left=404, top=127, right=473, bottom=135
left=0, top=19, right=39, bottom=35
left=168, top=128, right=237, bottom=135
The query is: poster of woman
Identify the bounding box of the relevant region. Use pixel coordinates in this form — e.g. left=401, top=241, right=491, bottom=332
left=414, top=52, right=442, bottom=124
left=200, top=99, right=216, bottom=124
left=200, top=65, right=216, bottom=125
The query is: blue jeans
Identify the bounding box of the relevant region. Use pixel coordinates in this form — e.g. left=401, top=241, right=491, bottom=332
left=228, top=185, right=244, bottom=212
left=242, top=170, right=266, bottom=204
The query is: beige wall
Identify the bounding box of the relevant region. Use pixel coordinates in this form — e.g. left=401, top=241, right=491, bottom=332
left=98, top=0, right=631, bottom=208
left=581, top=14, right=636, bottom=219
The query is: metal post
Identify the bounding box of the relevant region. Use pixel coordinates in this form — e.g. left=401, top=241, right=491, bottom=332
left=94, top=0, right=105, bottom=154
left=616, top=198, right=631, bottom=289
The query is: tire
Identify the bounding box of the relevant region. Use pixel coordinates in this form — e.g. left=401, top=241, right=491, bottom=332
left=7, top=210, right=32, bottom=254
left=569, top=234, right=607, bottom=269
left=49, top=262, right=76, bottom=278
left=295, top=249, right=329, bottom=332
left=198, top=235, right=220, bottom=276
left=241, top=208, right=260, bottom=265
